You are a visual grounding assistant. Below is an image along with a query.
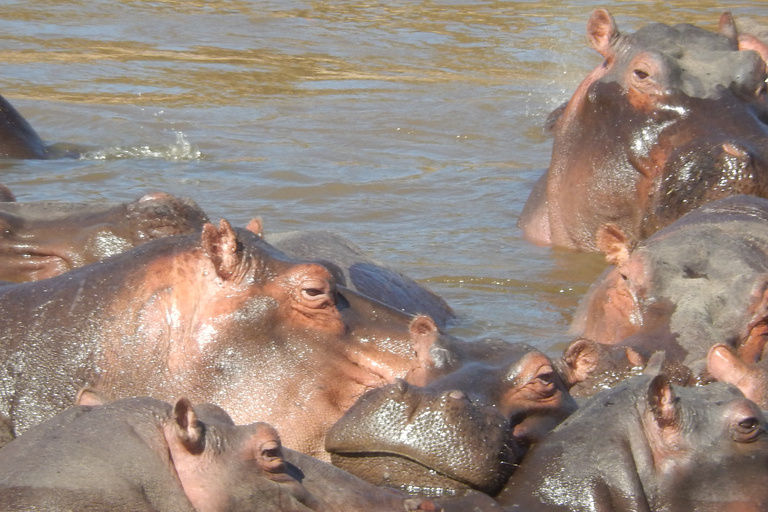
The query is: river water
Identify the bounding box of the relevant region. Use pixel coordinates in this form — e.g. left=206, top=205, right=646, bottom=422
left=0, top=0, right=765, bottom=354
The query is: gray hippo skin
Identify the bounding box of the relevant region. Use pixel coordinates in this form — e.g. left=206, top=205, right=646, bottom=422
left=497, top=374, right=768, bottom=511
left=519, top=9, right=768, bottom=252
left=265, top=228, right=455, bottom=330
left=0, top=93, right=80, bottom=160
left=569, top=196, right=768, bottom=396
left=0, top=392, right=433, bottom=512
left=325, top=339, right=596, bottom=498
left=0, top=219, right=442, bottom=459
left=0, top=192, right=209, bottom=282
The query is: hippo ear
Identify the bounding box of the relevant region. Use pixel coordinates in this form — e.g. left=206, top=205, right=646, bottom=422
left=718, top=12, right=739, bottom=49
left=587, top=9, right=620, bottom=59
left=201, top=219, right=243, bottom=281
left=647, top=374, right=680, bottom=430
left=245, top=218, right=263, bottom=237
left=559, top=338, right=600, bottom=387
left=75, top=387, right=113, bottom=407
left=409, top=315, right=439, bottom=369
left=596, top=224, right=633, bottom=267
left=173, top=398, right=205, bottom=454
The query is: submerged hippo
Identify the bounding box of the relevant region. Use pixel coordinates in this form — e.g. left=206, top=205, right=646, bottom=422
left=0, top=391, right=432, bottom=512
left=0, top=219, right=441, bottom=459
left=0, top=192, right=209, bottom=282
left=570, top=195, right=768, bottom=392
left=498, top=374, right=768, bottom=511
left=0, top=92, right=80, bottom=159
left=325, top=339, right=595, bottom=498
left=519, top=9, right=768, bottom=252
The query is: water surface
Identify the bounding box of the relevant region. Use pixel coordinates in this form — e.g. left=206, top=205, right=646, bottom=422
left=1, top=0, right=764, bottom=352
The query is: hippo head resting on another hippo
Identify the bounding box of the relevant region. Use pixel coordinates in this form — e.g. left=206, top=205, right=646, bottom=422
left=325, top=338, right=596, bottom=498
left=570, top=195, right=768, bottom=399
left=498, top=374, right=768, bottom=512
left=519, top=9, right=768, bottom=252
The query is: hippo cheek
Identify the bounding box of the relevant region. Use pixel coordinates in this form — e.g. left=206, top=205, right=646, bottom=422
left=326, top=383, right=516, bottom=497
left=582, top=269, right=645, bottom=344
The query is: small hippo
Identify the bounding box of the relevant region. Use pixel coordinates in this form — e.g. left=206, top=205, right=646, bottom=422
left=265, top=229, right=455, bottom=330
left=0, top=391, right=432, bottom=512
left=0, top=192, right=209, bottom=282
left=325, top=339, right=595, bottom=497
left=498, top=374, right=768, bottom=511
left=519, top=9, right=768, bottom=252
left=0, top=219, right=440, bottom=459
left=570, top=195, right=768, bottom=391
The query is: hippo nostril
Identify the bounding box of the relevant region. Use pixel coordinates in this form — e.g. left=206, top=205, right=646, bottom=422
left=722, top=142, right=749, bottom=159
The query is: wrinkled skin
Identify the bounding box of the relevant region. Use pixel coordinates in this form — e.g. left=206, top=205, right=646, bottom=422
left=571, top=196, right=768, bottom=392
left=0, top=219, right=440, bottom=459
left=498, top=374, right=768, bottom=512
left=325, top=339, right=595, bottom=498
left=0, top=192, right=209, bottom=282
left=519, top=9, right=768, bottom=252
left=0, top=393, right=434, bottom=512
left=265, top=229, right=455, bottom=330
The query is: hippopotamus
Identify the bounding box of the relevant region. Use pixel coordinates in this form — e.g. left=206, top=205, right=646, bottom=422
left=0, top=92, right=79, bottom=159
left=570, top=195, right=768, bottom=392
left=0, top=192, right=209, bottom=282
left=265, top=228, right=455, bottom=329
left=324, top=338, right=595, bottom=498
left=0, top=391, right=433, bottom=512
left=518, top=9, right=768, bottom=252
left=0, top=218, right=441, bottom=459
left=497, top=374, right=768, bottom=511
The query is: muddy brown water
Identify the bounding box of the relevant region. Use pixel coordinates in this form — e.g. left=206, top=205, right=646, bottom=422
left=0, top=1, right=765, bottom=354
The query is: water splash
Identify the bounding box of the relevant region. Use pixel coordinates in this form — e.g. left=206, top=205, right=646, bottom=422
left=82, top=131, right=202, bottom=161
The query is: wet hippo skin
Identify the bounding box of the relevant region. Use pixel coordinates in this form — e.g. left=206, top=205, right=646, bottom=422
left=0, top=391, right=434, bottom=512
left=325, top=339, right=596, bottom=498
left=0, top=219, right=444, bottom=460
left=498, top=374, right=768, bottom=512
left=519, top=9, right=768, bottom=253
left=569, top=196, right=768, bottom=395
left=0, top=192, right=209, bottom=282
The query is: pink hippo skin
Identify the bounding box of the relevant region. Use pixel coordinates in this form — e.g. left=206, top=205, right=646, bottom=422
left=0, top=391, right=433, bottom=512
left=519, top=9, right=768, bottom=252
left=568, top=196, right=768, bottom=396
left=0, top=192, right=209, bottom=282
left=498, top=374, right=768, bottom=512
left=0, top=219, right=439, bottom=459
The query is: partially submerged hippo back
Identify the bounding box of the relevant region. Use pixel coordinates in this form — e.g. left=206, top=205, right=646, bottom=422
left=0, top=93, right=80, bottom=159
left=498, top=374, right=768, bottom=511
left=519, top=9, right=768, bottom=252
left=0, top=193, right=209, bottom=282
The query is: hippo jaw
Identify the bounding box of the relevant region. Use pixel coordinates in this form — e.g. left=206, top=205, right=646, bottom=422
left=325, top=380, right=521, bottom=497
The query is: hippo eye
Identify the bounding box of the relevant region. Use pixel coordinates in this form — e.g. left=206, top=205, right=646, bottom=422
left=732, top=416, right=762, bottom=443
left=739, top=417, right=758, bottom=431
left=260, top=440, right=282, bottom=460
left=301, top=288, right=325, bottom=299
left=634, top=69, right=649, bottom=80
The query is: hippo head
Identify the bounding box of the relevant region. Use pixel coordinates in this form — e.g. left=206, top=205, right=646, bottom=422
left=497, top=374, right=768, bottom=511
left=571, top=196, right=768, bottom=388
left=325, top=339, right=595, bottom=497
left=519, top=9, right=768, bottom=252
